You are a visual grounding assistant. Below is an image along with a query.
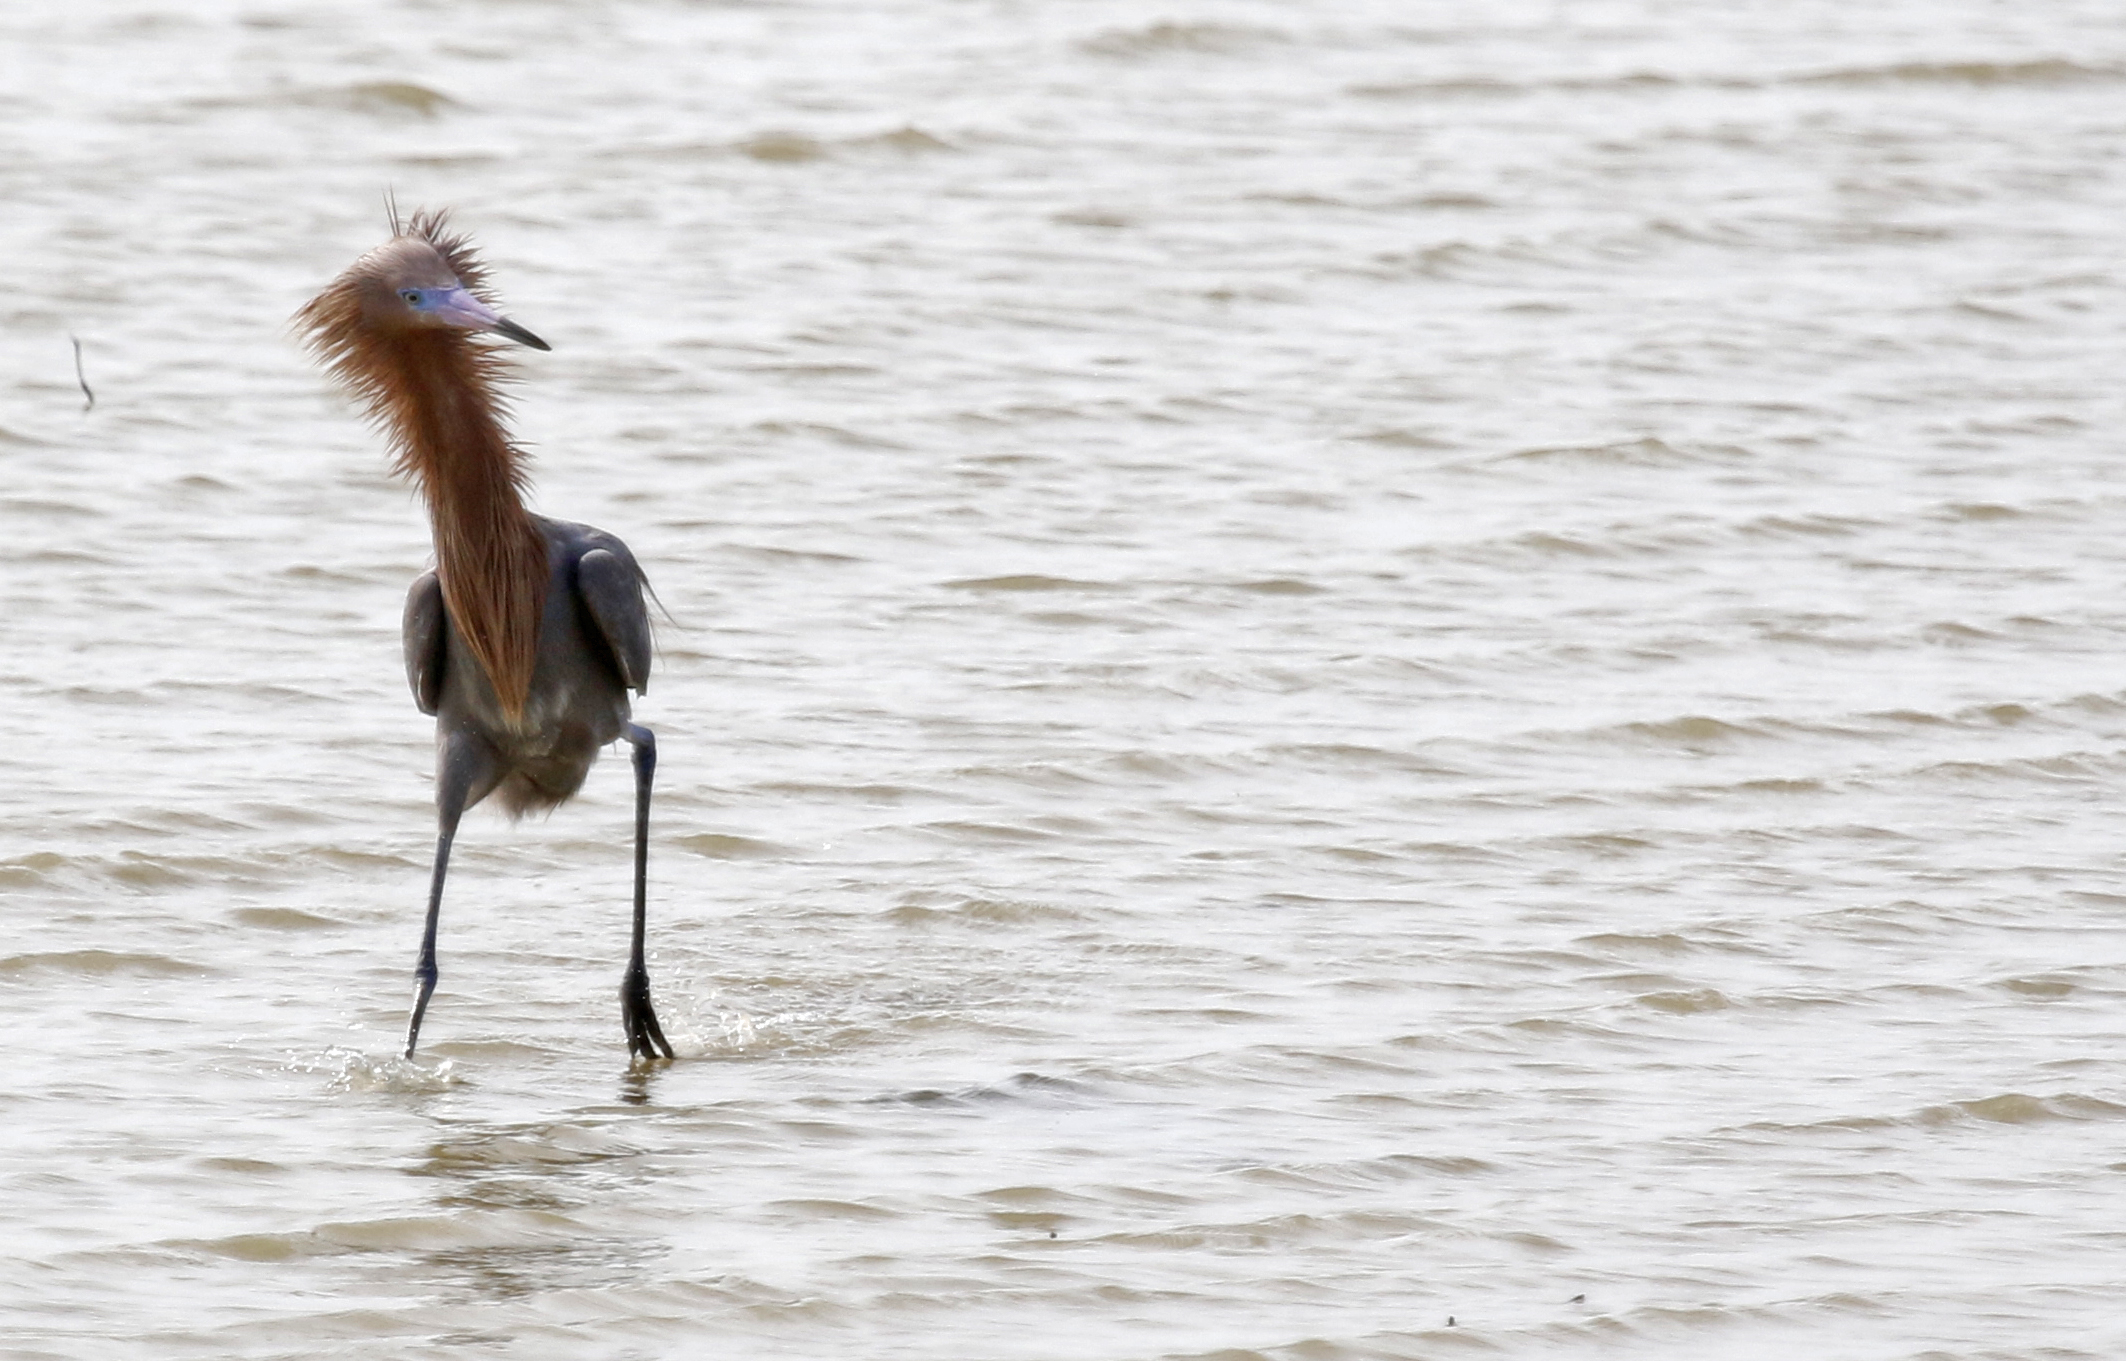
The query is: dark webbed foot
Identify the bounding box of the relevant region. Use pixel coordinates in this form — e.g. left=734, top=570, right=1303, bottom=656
left=622, top=966, right=674, bottom=1061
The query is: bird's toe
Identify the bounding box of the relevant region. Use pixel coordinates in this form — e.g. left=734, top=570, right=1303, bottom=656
left=621, top=970, right=675, bottom=1062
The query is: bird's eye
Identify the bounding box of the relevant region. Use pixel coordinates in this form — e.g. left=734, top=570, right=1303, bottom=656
left=399, top=289, right=422, bottom=306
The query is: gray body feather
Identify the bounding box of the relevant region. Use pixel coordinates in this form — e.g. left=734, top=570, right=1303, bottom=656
left=403, top=515, right=651, bottom=819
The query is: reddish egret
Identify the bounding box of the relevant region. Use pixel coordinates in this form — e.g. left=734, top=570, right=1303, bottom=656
left=297, top=208, right=675, bottom=1062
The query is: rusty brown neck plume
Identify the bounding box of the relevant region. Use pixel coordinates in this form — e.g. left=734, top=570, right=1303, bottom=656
left=296, top=214, right=547, bottom=720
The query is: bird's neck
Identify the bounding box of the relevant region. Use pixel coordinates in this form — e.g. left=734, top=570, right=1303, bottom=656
left=382, top=332, right=548, bottom=720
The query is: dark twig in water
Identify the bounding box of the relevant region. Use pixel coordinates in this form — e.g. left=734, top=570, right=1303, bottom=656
left=70, top=335, right=94, bottom=412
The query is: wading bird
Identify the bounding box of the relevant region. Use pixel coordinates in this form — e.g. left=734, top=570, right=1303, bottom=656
left=298, top=208, right=675, bottom=1062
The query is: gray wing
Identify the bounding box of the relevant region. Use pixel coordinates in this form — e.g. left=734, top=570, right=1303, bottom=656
left=576, top=547, right=652, bottom=695
left=402, top=571, right=447, bottom=716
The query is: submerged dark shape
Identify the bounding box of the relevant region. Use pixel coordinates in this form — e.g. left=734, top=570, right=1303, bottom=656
left=297, top=208, right=675, bottom=1063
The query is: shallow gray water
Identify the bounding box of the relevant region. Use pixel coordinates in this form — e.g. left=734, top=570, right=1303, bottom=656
left=7, top=1, right=2126, bottom=1357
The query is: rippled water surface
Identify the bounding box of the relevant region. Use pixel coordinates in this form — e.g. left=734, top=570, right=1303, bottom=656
left=7, top=1, right=2126, bottom=1357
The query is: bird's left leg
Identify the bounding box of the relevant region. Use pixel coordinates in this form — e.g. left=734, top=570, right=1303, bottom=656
left=406, top=729, right=492, bottom=1060
left=621, top=723, right=675, bottom=1061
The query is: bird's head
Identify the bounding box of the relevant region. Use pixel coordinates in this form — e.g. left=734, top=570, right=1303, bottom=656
left=315, top=210, right=550, bottom=352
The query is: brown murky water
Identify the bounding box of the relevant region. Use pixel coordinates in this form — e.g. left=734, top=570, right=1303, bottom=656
left=7, top=2, right=2126, bottom=1357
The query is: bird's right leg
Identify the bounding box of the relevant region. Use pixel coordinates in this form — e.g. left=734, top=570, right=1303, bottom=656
left=406, top=731, right=490, bottom=1060
left=620, top=723, right=675, bottom=1063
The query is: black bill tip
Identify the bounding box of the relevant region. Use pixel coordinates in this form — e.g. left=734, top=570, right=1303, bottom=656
left=493, top=316, right=551, bottom=351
